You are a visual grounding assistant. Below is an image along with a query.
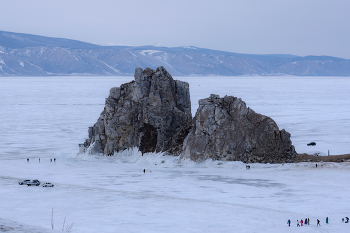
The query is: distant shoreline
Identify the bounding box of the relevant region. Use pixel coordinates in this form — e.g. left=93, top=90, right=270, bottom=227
left=294, top=153, right=350, bottom=162
left=2, top=30, right=350, bottom=77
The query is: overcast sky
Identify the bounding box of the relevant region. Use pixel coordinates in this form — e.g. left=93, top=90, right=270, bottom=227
left=1, top=0, right=350, bottom=58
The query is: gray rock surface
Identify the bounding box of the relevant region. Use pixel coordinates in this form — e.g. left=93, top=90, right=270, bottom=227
left=83, top=66, right=192, bottom=155
left=180, top=94, right=297, bottom=163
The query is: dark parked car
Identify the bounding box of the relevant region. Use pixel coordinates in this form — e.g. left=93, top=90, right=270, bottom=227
left=307, top=142, right=316, bottom=146
left=27, top=180, right=41, bottom=186
left=19, top=180, right=31, bottom=185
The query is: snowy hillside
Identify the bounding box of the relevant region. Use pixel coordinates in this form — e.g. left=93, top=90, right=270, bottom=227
left=1, top=31, right=350, bottom=76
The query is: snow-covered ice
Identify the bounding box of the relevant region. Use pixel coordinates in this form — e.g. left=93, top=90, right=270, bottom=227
left=0, top=76, right=350, bottom=232
left=1, top=152, right=350, bottom=232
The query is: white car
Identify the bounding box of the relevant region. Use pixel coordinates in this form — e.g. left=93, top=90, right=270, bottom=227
left=42, top=182, right=54, bottom=187
left=19, top=180, right=31, bottom=185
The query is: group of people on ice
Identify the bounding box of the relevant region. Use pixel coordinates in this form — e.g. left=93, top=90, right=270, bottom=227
left=26, top=158, right=56, bottom=162
left=287, top=218, right=324, bottom=227
left=342, top=217, right=349, bottom=223
left=287, top=218, right=311, bottom=227
left=288, top=217, right=349, bottom=227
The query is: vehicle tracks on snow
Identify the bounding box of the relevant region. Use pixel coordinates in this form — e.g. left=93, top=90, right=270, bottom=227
left=4, top=175, right=296, bottom=215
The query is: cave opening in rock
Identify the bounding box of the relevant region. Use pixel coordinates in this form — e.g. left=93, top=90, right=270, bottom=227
left=139, top=123, right=158, bottom=154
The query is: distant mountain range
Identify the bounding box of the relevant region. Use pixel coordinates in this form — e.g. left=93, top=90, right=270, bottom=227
left=1, top=30, right=349, bottom=76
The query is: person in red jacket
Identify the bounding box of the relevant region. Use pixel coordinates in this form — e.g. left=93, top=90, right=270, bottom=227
left=301, top=219, right=303, bottom=226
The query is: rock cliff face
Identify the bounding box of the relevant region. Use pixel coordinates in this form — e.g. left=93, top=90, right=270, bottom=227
left=180, top=94, right=297, bottom=163
left=82, top=66, right=192, bottom=155
left=82, top=67, right=297, bottom=163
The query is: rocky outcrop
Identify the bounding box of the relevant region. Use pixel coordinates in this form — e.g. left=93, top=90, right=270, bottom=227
left=82, top=66, right=192, bottom=155
left=81, top=67, right=297, bottom=163
left=180, top=94, right=297, bottom=163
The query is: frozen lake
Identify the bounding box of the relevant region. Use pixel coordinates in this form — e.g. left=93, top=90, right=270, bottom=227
left=0, top=76, right=350, bottom=232
left=1, top=76, right=349, bottom=158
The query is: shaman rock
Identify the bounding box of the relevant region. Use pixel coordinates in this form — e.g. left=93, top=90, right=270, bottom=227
left=82, top=66, right=192, bottom=155
left=180, top=94, right=297, bottom=163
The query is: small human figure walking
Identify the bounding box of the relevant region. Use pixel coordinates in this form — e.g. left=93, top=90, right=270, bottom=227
left=143, top=169, right=145, bottom=174
left=297, top=220, right=300, bottom=227
left=326, top=217, right=328, bottom=224
left=287, top=219, right=291, bottom=227
left=317, top=219, right=321, bottom=226
left=54, top=158, right=56, bottom=162
left=305, top=218, right=307, bottom=225
left=301, top=219, right=303, bottom=226
left=342, top=218, right=344, bottom=223
left=39, top=158, right=40, bottom=162
left=316, top=164, right=318, bottom=168
left=308, top=218, right=310, bottom=225
left=27, top=158, right=29, bottom=162
left=50, top=158, right=52, bottom=162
